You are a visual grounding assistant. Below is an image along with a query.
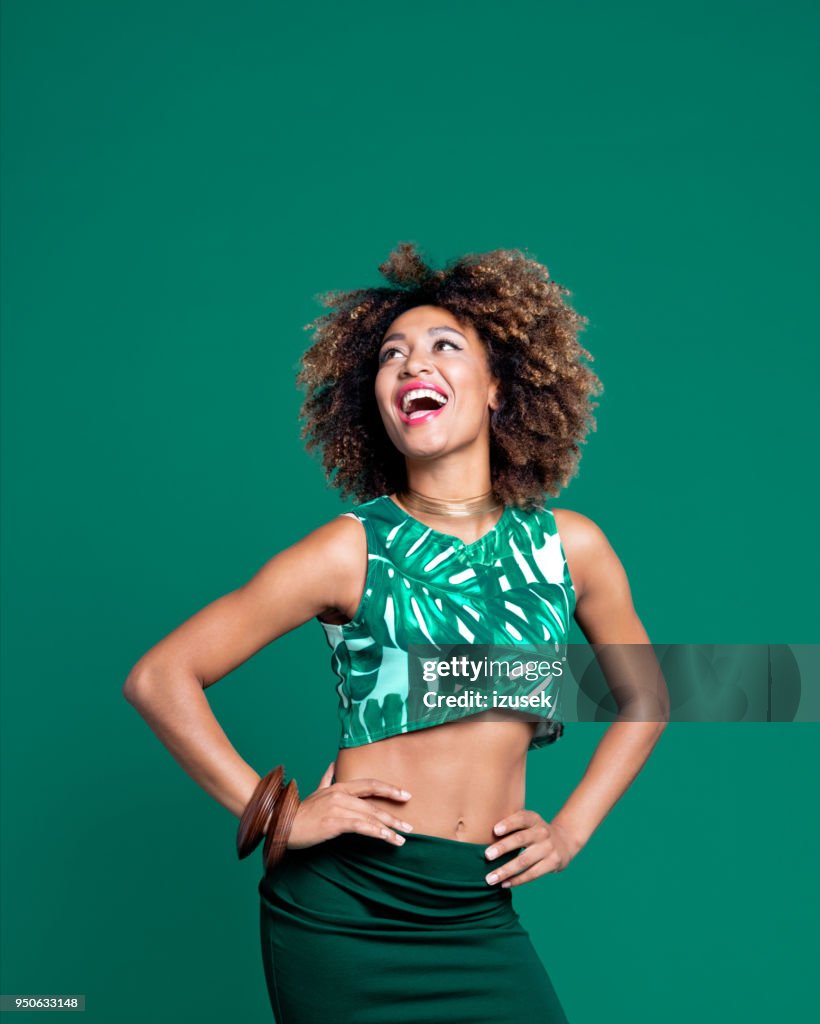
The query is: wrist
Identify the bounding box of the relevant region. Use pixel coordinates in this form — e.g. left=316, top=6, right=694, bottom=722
left=550, top=819, right=587, bottom=857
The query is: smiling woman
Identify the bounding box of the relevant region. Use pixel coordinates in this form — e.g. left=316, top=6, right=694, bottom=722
left=125, top=241, right=667, bottom=1024
left=374, top=305, right=503, bottom=461
left=296, top=243, right=603, bottom=510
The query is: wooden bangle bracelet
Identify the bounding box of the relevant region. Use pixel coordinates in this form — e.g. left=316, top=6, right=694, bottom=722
left=262, top=777, right=301, bottom=872
left=237, top=765, right=284, bottom=860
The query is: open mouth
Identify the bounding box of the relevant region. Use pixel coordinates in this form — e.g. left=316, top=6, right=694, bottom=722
left=396, top=387, right=449, bottom=425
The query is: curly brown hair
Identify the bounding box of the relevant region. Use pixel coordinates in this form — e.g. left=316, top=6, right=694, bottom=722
left=296, top=242, right=603, bottom=511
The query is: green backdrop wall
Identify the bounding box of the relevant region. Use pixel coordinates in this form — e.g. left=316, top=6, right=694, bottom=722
left=2, top=1, right=817, bottom=1021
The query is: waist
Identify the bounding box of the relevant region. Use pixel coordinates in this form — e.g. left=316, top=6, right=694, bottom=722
left=333, top=718, right=531, bottom=844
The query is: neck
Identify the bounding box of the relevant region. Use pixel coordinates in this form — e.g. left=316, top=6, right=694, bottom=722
left=398, top=485, right=501, bottom=518
left=403, top=461, right=493, bottom=503
left=398, top=457, right=501, bottom=517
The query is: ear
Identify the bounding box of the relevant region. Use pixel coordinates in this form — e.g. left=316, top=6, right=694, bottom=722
left=488, top=375, right=501, bottom=412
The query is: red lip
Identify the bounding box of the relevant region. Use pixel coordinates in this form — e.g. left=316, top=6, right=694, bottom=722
left=394, top=380, right=450, bottom=426
left=394, top=380, right=449, bottom=411
left=397, top=404, right=447, bottom=426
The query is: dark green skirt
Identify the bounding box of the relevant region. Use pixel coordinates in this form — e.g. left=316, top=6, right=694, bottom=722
left=258, top=829, right=569, bottom=1023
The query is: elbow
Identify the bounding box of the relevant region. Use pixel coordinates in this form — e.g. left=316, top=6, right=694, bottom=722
left=122, top=670, right=149, bottom=707
left=122, top=660, right=163, bottom=706
left=122, top=661, right=201, bottom=706
left=652, top=715, right=670, bottom=745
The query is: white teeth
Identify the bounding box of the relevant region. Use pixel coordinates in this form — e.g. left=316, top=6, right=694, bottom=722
left=400, top=388, right=448, bottom=413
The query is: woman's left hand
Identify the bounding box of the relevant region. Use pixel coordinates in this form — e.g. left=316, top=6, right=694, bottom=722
left=484, top=811, right=582, bottom=888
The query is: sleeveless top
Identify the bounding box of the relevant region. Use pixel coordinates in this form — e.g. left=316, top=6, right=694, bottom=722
left=318, top=494, right=576, bottom=752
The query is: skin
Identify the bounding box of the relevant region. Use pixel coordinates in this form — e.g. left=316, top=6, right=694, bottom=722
left=123, top=304, right=667, bottom=891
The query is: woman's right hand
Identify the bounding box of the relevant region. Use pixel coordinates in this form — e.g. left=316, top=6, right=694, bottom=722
left=285, top=761, right=413, bottom=849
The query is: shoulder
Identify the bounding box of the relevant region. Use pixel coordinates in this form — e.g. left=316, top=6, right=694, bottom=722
left=306, top=497, right=389, bottom=573
left=261, top=511, right=367, bottom=582
left=308, top=507, right=369, bottom=561
left=550, top=507, right=608, bottom=554
left=549, top=507, right=649, bottom=643
left=548, top=508, right=619, bottom=603
left=276, top=510, right=370, bottom=623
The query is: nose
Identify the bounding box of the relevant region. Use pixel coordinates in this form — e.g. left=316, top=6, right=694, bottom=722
left=401, top=347, right=434, bottom=377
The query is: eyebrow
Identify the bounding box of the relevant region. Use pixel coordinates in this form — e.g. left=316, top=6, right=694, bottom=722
left=379, top=325, right=467, bottom=348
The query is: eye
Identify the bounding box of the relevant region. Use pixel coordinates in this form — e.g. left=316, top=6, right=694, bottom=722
left=378, top=338, right=461, bottom=364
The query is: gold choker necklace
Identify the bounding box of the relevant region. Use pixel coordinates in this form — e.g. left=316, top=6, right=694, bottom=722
left=396, top=486, right=502, bottom=518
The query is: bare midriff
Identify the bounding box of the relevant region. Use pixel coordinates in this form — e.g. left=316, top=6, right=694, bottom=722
left=333, top=712, right=533, bottom=845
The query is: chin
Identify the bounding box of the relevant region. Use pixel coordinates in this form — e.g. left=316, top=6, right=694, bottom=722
left=396, top=442, right=449, bottom=461
left=387, top=431, right=449, bottom=458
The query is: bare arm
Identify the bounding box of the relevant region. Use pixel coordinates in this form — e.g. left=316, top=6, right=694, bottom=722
left=122, top=515, right=367, bottom=822
left=549, top=510, right=669, bottom=854
left=468, top=510, right=671, bottom=888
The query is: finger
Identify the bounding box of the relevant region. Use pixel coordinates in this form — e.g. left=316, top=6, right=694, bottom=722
left=485, top=845, right=544, bottom=886
left=357, top=802, right=414, bottom=833
left=331, top=792, right=414, bottom=834
left=500, top=862, right=550, bottom=888
left=492, top=809, right=539, bottom=837
left=343, top=777, right=412, bottom=802
left=325, top=814, right=406, bottom=846
left=318, top=761, right=336, bottom=789
left=484, top=827, right=540, bottom=862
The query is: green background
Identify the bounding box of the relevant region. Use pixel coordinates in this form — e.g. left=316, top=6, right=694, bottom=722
left=2, top=1, right=817, bottom=1021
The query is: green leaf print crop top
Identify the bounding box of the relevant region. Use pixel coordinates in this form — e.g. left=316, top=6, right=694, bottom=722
left=318, top=494, right=577, bottom=752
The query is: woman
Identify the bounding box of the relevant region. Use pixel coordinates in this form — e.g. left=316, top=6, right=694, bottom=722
left=124, top=243, right=668, bottom=1023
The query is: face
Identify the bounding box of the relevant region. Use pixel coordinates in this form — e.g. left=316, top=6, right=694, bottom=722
left=374, top=305, right=500, bottom=460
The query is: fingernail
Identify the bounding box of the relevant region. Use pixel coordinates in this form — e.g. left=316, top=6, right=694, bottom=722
left=401, top=822, right=414, bottom=831
left=494, top=824, right=506, bottom=835
left=486, top=873, right=498, bottom=884
left=486, top=847, right=497, bottom=859
left=400, top=790, right=412, bottom=799
left=395, top=835, right=405, bottom=845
